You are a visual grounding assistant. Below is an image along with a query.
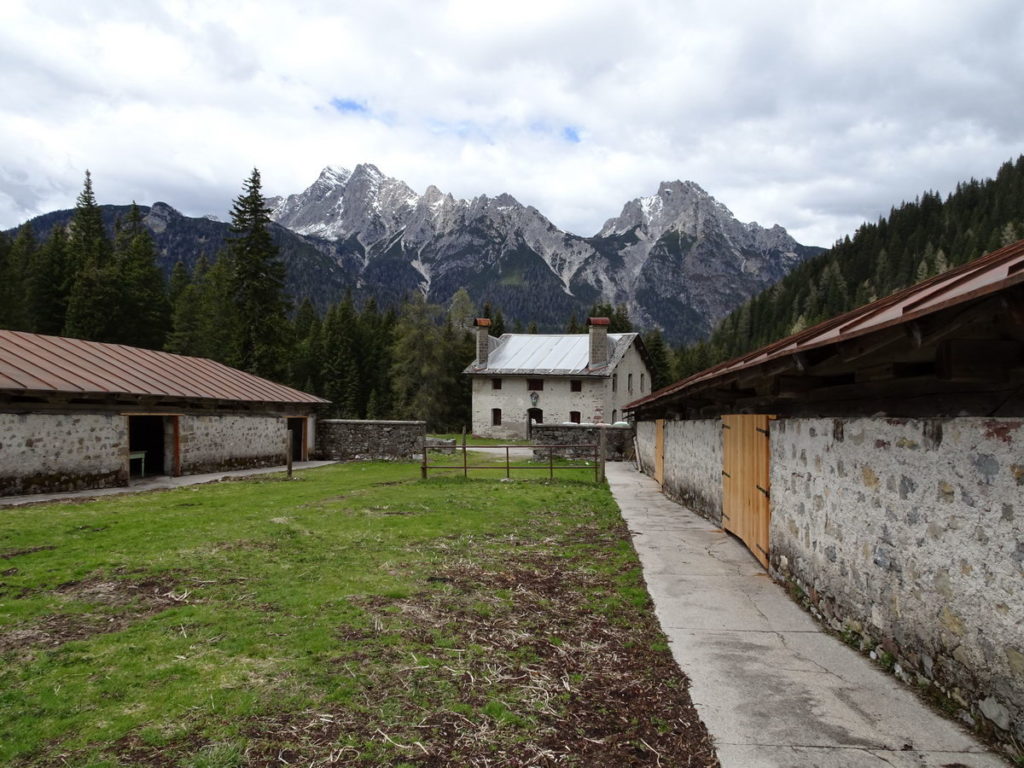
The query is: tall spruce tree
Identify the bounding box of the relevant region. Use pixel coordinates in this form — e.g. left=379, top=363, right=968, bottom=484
left=63, top=171, right=119, bottom=341
left=0, top=224, right=34, bottom=330
left=223, top=169, right=290, bottom=379
left=110, top=203, right=169, bottom=349
left=28, top=225, right=71, bottom=335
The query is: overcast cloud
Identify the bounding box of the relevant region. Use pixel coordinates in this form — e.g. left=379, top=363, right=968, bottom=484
left=2, top=0, right=1023, bottom=246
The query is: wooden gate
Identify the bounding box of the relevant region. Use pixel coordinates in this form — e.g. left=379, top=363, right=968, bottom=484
left=721, top=414, right=772, bottom=568
left=654, top=419, right=665, bottom=486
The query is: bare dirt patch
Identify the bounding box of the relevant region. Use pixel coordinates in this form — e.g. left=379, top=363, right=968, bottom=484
left=235, top=539, right=719, bottom=767
left=0, top=575, right=187, bottom=655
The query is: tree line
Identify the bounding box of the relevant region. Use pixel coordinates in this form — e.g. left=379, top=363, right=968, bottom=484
left=674, top=155, right=1024, bottom=379
left=0, top=170, right=483, bottom=430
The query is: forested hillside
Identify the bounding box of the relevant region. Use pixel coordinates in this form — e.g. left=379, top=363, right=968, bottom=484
left=675, top=155, right=1024, bottom=378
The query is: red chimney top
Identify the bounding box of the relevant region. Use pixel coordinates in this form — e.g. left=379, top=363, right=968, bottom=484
left=587, top=317, right=610, bottom=326
left=474, top=318, right=492, bottom=327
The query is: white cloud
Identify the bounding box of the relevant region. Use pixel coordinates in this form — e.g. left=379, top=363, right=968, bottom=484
left=1, top=0, right=1023, bottom=246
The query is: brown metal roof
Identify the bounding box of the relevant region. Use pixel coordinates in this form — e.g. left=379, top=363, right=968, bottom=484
left=627, top=237, right=1024, bottom=412
left=0, top=331, right=328, bottom=405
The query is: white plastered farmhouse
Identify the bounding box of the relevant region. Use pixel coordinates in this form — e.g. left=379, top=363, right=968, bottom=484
left=464, top=317, right=653, bottom=439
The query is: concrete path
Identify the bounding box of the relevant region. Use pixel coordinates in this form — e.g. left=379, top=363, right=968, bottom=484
left=605, top=462, right=1007, bottom=768
left=0, top=461, right=337, bottom=508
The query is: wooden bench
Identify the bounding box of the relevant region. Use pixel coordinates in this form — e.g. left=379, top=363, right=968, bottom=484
left=129, top=450, right=146, bottom=477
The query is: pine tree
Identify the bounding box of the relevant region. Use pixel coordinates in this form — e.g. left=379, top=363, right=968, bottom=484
left=63, top=171, right=119, bottom=341
left=0, top=224, right=34, bottom=330
left=28, top=225, right=71, bottom=335
left=491, top=309, right=505, bottom=337
left=223, top=169, right=290, bottom=379
left=447, top=288, right=476, bottom=329
left=642, top=329, right=673, bottom=390
left=111, top=203, right=169, bottom=349
left=390, top=296, right=453, bottom=429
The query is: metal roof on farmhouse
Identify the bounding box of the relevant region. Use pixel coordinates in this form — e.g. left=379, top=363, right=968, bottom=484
left=464, top=333, right=637, bottom=376
left=0, top=330, right=327, bottom=405
left=626, top=236, right=1024, bottom=413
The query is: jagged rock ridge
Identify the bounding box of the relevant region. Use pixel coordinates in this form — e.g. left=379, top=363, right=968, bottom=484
left=267, top=165, right=822, bottom=344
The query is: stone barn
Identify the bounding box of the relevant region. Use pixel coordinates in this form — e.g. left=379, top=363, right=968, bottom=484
left=0, top=330, right=327, bottom=497
left=626, top=239, right=1024, bottom=747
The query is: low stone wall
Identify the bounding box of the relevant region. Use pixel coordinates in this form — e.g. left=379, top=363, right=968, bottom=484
left=0, top=412, right=127, bottom=496
left=771, top=416, right=1024, bottom=747
left=178, top=414, right=286, bottom=475
left=314, top=419, right=426, bottom=461
left=662, top=419, right=723, bottom=524
left=530, top=424, right=634, bottom=460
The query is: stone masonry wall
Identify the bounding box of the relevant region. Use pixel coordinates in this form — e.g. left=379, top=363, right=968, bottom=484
left=771, top=416, right=1024, bottom=746
left=178, top=414, right=286, bottom=474
left=633, top=418, right=724, bottom=523
left=530, top=424, right=634, bottom=461
left=314, top=419, right=425, bottom=460
left=635, top=420, right=656, bottom=474
left=662, top=419, right=723, bottom=524
left=0, top=412, right=128, bottom=496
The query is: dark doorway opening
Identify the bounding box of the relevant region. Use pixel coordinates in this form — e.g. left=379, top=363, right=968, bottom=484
left=128, top=415, right=166, bottom=478
left=527, top=408, right=543, bottom=425
left=287, top=417, right=306, bottom=461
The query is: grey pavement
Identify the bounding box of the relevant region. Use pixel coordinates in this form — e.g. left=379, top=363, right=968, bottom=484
left=604, top=462, right=1008, bottom=768
left=0, top=461, right=337, bottom=508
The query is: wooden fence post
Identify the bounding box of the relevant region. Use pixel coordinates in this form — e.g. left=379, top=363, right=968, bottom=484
left=598, top=426, right=607, bottom=483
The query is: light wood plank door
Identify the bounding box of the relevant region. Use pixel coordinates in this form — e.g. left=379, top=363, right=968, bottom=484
left=721, top=414, right=772, bottom=568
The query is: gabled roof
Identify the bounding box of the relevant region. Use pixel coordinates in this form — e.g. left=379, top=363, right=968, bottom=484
left=0, top=330, right=327, bottom=405
left=626, top=237, right=1024, bottom=414
left=464, top=333, right=638, bottom=376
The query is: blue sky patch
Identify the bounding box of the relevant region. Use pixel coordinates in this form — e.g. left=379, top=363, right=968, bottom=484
left=330, top=98, right=368, bottom=114
left=562, top=126, right=581, bottom=143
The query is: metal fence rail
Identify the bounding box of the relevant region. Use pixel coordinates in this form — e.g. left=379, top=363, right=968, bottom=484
left=421, top=438, right=605, bottom=481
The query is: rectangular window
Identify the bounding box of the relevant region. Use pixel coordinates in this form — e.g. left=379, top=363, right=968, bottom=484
left=628, top=373, right=633, bottom=394
left=527, top=378, right=543, bottom=391
left=612, top=374, right=617, bottom=392
left=640, top=373, right=645, bottom=392
left=570, top=411, right=581, bottom=424
left=491, top=408, right=502, bottom=426
left=491, top=378, right=502, bottom=390
left=570, top=379, right=582, bottom=392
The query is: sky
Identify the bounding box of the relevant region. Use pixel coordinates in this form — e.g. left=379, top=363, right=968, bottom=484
left=2, top=1, right=1023, bottom=247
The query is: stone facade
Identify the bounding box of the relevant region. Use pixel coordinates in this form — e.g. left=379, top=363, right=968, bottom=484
left=770, top=416, right=1024, bottom=744
left=471, top=343, right=651, bottom=439
left=635, top=420, right=656, bottom=474
left=0, top=412, right=128, bottom=495
left=314, top=419, right=426, bottom=461
left=662, top=419, right=723, bottom=524
left=178, top=414, right=290, bottom=474
left=530, top=424, right=634, bottom=460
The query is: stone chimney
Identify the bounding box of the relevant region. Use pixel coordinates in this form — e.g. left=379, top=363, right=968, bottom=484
left=474, top=318, right=492, bottom=366
left=588, top=317, right=610, bottom=368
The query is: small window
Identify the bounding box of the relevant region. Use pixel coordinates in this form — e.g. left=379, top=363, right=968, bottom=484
left=612, top=374, right=617, bottom=392
left=570, top=411, right=581, bottom=424
left=628, top=373, right=633, bottom=394
left=612, top=409, right=618, bottom=423
left=492, top=378, right=502, bottom=390
left=570, top=379, right=582, bottom=392
left=491, top=408, right=502, bottom=426
left=527, top=378, right=543, bottom=391
left=640, top=373, right=645, bottom=392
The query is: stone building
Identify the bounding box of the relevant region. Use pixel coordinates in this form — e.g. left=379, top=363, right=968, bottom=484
left=0, top=330, right=326, bottom=497
left=626, top=239, right=1024, bottom=747
left=464, top=317, right=652, bottom=439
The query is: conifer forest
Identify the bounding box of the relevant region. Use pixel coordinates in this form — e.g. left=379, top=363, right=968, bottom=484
left=2, top=156, right=1023, bottom=425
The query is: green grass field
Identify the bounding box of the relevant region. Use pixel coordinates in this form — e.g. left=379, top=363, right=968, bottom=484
left=0, top=460, right=716, bottom=767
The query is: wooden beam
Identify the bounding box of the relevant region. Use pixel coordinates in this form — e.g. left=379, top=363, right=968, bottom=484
left=855, top=362, right=934, bottom=384
left=935, top=339, right=1023, bottom=382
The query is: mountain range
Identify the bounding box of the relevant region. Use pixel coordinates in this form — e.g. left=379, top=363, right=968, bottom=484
left=16, top=165, right=823, bottom=345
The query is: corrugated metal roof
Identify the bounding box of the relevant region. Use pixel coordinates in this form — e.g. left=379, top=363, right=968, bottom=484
left=0, top=330, right=327, bottom=405
left=627, top=237, right=1024, bottom=411
left=465, top=333, right=635, bottom=376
